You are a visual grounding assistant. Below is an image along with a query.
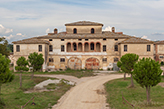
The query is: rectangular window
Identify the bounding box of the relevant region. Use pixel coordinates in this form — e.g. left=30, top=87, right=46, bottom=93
left=85, top=39, right=88, bottom=41
left=115, top=39, right=118, bottom=41
left=114, top=45, right=118, bottom=51
left=38, top=45, right=42, bottom=52
left=60, top=58, right=65, bottom=62
left=103, top=45, right=106, bottom=52
left=61, top=39, right=64, bottom=41
left=49, top=58, right=54, bottom=62
left=61, top=45, right=64, bottom=52
left=49, top=39, right=52, bottom=41
left=102, top=58, right=107, bottom=62
left=103, top=38, right=106, bottom=40
left=147, top=45, right=151, bottom=51
left=16, top=45, right=20, bottom=52
left=78, top=39, right=82, bottom=41
left=160, top=56, right=164, bottom=59
left=124, top=45, right=127, bottom=52
left=49, top=45, right=53, bottom=52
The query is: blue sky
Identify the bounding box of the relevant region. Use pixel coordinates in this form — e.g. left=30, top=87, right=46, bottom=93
left=0, top=0, right=164, bottom=43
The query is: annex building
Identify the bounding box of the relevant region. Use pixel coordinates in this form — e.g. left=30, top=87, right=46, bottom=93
left=12, top=21, right=155, bottom=71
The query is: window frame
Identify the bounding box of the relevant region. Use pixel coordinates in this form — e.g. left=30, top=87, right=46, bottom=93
left=147, top=45, right=151, bottom=52
left=102, top=58, right=107, bottom=63
left=61, top=45, right=65, bottom=52
left=124, top=45, right=127, bottom=52
left=91, top=28, right=94, bottom=34
left=114, top=45, right=118, bottom=51
left=16, top=45, right=20, bottom=52
left=38, top=45, right=42, bottom=52
left=49, top=45, right=53, bottom=52
left=103, top=45, right=106, bottom=52
left=60, top=58, right=65, bottom=62
left=73, top=28, right=77, bottom=34
left=103, top=38, right=106, bottom=41
left=49, top=58, right=54, bottom=62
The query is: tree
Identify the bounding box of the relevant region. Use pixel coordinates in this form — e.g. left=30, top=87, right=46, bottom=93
left=15, top=57, right=29, bottom=88
left=7, top=44, right=13, bottom=53
left=28, top=52, right=44, bottom=79
left=0, top=54, right=14, bottom=100
left=133, top=58, right=162, bottom=104
left=117, top=53, right=139, bottom=87
left=0, top=37, right=10, bottom=57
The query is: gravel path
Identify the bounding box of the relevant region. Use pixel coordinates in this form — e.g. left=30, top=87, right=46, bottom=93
left=35, top=74, right=124, bottom=109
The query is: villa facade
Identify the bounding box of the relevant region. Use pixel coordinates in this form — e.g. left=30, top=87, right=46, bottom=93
left=12, top=21, right=155, bottom=71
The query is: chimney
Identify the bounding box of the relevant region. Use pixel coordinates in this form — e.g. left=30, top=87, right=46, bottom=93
left=54, top=28, right=58, bottom=34
left=112, top=27, right=115, bottom=33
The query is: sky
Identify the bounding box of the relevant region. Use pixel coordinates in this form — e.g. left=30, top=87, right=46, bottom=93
left=0, top=0, right=164, bottom=43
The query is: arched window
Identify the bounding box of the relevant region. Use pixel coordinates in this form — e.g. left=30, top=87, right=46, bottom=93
left=96, top=42, right=100, bottom=52
left=73, top=43, right=77, bottom=51
left=90, top=43, right=94, bottom=50
left=78, top=43, right=82, bottom=52
left=67, top=43, right=71, bottom=52
left=84, top=43, right=89, bottom=52
left=91, top=28, right=94, bottom=34
left=73, top=28, right=77, bottom=34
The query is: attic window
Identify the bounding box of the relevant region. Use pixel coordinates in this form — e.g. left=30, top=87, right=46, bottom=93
left=103, top=38, right=106, bottom=40
left=49, top=39, right=52, bottom=41
left=85, top=39, right=88, bottom=41
left=91, top=28, right=94, bottom=34
left=73, top=28, right=77, bottom=34
left=61, top=39, right=64, bottom=41
left=115, top=39, right=118, bottom=41
left=78, top=39, right=82, bottom=41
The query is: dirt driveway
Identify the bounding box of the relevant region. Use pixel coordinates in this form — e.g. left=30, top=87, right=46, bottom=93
left=35, top=74, right=124, bottom=109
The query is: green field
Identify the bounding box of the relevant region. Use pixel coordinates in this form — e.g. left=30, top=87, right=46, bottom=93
left=14, top=69, right=96, bottom=78
left=105, top=76, right=164, bottom=109
left=1, top=75, right=72, bottom=109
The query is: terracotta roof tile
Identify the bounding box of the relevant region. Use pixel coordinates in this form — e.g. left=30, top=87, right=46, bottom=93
left=65, top=21, right=103, bottom=26
left=155, top=40, right=164, bottom=44
left=12, top=38, right=49, bottom=44
left=37, top=31, right=131, bottom=39
left=117, top=37, right=154, bottom=44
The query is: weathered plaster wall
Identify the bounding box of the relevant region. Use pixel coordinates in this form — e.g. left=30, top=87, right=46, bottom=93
left=120, top=44, right=154, bottom=59
left=66, top=25, right=102, bottom=34
left=13, top=44, right=48, bottom=71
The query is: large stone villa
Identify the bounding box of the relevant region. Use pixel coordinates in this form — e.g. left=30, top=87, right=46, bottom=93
left=12, top=21, right=162, bottom=71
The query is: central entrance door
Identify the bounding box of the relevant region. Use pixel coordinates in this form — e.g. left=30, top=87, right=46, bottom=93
left=85, top=58, right=99, bottom=69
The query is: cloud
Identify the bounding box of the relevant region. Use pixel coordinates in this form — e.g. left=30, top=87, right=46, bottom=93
left=152, top=32, right=164, bottom=35
left=141, top=35, right=151, bottom=40
left=16, top=33, right=22, bottom=35
left=0, top=24, right=13, bottom=34
left=46, top=28, right=50, bottom=34
left=3, top=33, right=27, bottom=42
left=103, top=26, right=112, bottom=31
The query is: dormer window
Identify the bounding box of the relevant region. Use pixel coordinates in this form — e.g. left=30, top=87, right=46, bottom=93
left=91, top=28, right=94, bottom=34
left=73, top=28, right=77, bottom=34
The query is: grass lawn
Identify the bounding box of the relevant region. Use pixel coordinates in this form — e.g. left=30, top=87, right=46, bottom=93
left=14, top=69, right=96, bottom=78
left=1, top=75, right=72, bottom=109
left=105, top=76, right=164, bottom=109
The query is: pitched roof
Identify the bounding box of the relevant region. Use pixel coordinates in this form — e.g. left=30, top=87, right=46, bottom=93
left=155, top=40, right=164, bottom=44
left=36, top=31, right=131, bottom=39
left=12, top=38, right=49, bottom=44
left=117, top=37, right=154, bottom=44
left=65, top=21, right=103, bottom=26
